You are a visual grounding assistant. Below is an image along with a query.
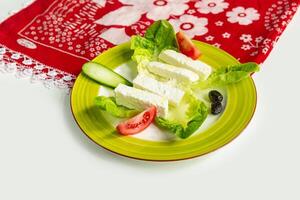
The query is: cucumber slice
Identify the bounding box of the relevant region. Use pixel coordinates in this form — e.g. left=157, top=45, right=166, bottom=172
left=82, top=62, right=132, bottom=88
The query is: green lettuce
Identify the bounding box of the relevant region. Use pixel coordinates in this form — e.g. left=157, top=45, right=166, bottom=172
left=95, top=96, right=138, bottom=118
left=194, top=62, right=260, bottom=89
left=131, top=20, right=178, bottom=63
left=155, top=94, right=208, bottom=139
left=131, top=36, right=155, bottom=63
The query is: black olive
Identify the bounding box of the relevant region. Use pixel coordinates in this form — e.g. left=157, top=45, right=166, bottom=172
left=209, top=90, right=223, bottom=103
left=211, top=102, right=223, bottom=115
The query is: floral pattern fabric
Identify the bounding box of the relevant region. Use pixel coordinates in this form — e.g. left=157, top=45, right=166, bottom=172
left=195, top=0, right=229, bottom=14
left=226, top=7, right=260, bottom=25
left=0, top=0, right=299, bottom=89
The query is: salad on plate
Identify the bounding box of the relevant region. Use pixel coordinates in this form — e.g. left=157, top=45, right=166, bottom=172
left=81, top=20, right=259, bottom=139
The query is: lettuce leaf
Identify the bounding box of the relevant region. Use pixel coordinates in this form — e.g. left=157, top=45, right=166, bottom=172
left=131, top=20, right=178, bottom=63
left=95, top=96, right=139, bottom=118
left=144, top=19, right=178, bottom=54
left=155, top=94, right=208, bottom=139
left=131, top=36, right=155, bottom=63
left=194, top=62, right=260, bottom=88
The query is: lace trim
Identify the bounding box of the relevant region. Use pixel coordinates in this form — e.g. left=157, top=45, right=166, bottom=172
left=1, top=1, right=76, bottom=90
left=0, top=44, right=76, bottom=90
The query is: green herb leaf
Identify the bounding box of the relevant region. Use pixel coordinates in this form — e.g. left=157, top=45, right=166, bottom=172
left=145, top=20, right=178, bottom=54
left=195, top=62, right=260, bottom=88
left=130, top=35, right=155, bottom=63
left=95, top=96, right=139, bottom=118
left=155, top=94, right=208, bottom=139
left=131, top=20, right=178, bottom=63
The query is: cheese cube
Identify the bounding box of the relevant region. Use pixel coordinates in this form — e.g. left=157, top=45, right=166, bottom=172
left=159, top=50, right=212, bottom=80
left=133, top=74, right=185, bottom=105
left=147, top=61, right=199, bottom=83
left=114, top=84, right=168, bottom=117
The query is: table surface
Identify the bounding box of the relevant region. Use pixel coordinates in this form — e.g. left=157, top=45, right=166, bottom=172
left=1, top=1, right=300, bottom=200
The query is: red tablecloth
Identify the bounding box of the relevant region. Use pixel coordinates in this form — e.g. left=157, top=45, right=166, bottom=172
left=0, top=0, right=299, bottom=89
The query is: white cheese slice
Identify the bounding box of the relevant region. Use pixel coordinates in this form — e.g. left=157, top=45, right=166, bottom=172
left=133, top=74, right=185, bottom=106
left=147, top=61, right=199, bottom=83
left=114, top=84, right=168, bottom=117
left=159, top=49, right=212, bottom=80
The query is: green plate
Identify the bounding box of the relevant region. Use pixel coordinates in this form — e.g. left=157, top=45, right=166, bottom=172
left=71, top=41, right=257, bottom=161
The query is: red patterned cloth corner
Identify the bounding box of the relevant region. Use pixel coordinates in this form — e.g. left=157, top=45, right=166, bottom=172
left=0, top=0, right=299, bottom=89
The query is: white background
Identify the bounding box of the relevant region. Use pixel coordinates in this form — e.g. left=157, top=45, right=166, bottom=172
left=1, top=1, right=300, bottom=200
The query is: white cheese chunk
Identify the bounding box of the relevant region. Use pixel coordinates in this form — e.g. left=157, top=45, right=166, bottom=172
left=147, top=61, right=199, bottom=83
left=159, top=50, right=212, bottom=80
left=133, top=74, right=185, bottom=106
left=114, top=84, right=168, bottom=117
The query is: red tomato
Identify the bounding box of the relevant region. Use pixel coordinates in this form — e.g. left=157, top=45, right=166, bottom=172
left=116, top=106, right=157, bottom=135
left=176, top=31, right=201, bottom=60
